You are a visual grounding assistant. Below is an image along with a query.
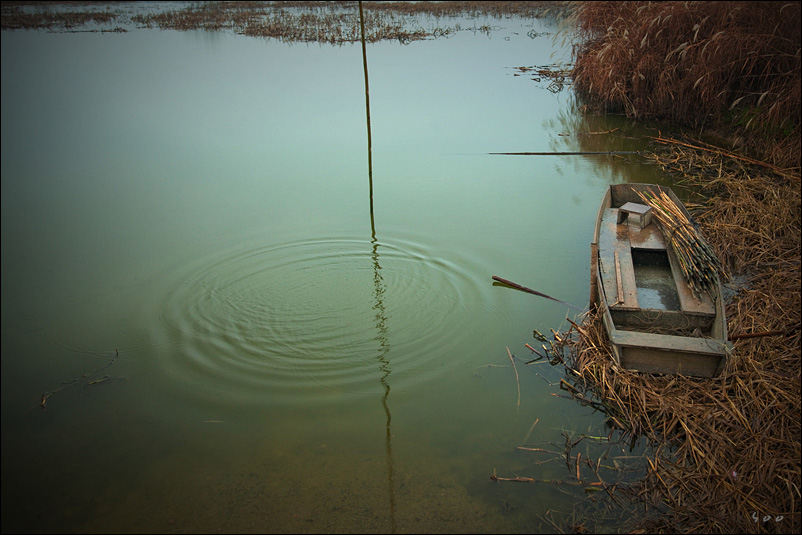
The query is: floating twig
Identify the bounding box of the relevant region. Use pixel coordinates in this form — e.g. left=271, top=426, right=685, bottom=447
left=522, top=417, right=540, bottom=444
left=507, top=347, right=520, bottom=408
left=491, top=471, right=599, bottom=486
left=40, top=349, right=122, bottom=410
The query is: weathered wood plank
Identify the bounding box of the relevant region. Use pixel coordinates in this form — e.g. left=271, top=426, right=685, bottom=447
left=611, top=328, right=729, bottom=355
left=611, top=308, right=716, bottom=331
left=610, top=328, right=727, bottom=377
left=598, top=208, right=638, bottom=310
left=628, top=222, right=664, bottom=250
left=665, top=245, right=716, bottom=316
left=619, top=344, right=723, bottom=377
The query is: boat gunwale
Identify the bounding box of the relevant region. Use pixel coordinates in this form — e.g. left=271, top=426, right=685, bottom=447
left=590, top=183, right=732, bottom=377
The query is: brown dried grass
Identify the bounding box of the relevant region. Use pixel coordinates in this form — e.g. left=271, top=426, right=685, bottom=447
left=568, top=1, right=801, bottom=171
left=1, top=5, right=117, bottom=30
left=552, top=139, right=800, bottom=533
left=1, top=1, right=573, bottom=44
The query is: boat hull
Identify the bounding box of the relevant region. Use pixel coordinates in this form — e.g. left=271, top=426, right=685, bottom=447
left=591, top=183, right=732, bottom=377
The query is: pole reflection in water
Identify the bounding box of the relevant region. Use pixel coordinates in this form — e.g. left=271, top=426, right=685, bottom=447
left=371, top=221, right=396, bottom=533
left=360, top=2, right=396, bottom=532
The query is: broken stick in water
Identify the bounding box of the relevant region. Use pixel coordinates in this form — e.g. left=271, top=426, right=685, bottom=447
left=492, top=275, right=581, bottom=310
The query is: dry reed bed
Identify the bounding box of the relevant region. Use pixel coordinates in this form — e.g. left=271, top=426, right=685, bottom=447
left=551, top=139, right=800, bottom=533
left=568, top=1, right=801, bottom=171
left=363, top=0, right=569, bottom=18
left=2, top=1, right=572, bottom=43
left=128, top=2, right=535, bottom=44
left=1, top=6, right=116, bottom=30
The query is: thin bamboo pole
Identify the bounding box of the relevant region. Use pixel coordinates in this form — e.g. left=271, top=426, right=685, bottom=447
left=358, top=1, right=372, bottom=198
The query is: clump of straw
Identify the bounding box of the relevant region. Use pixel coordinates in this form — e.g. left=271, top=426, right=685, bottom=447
left=567, top=1, right=801, bottom=171
left=547, top=139, right=800, bottom=534
left=636, top=188, right=726, bottom=299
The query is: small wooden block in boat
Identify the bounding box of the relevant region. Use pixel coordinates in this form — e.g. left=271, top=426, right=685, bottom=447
left=618, top=202, right=653, bottom=228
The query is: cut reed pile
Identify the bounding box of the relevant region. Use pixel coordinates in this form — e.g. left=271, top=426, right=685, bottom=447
left=567, top=1, right=801, bottom=171
left=635, top=186, right=727, bottom=299
left=550, top=139, right=800, bottom=533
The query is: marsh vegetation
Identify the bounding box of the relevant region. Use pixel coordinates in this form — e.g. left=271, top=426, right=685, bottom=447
left=568, top=1, right=801, bottom=172
left=547, top=3, right=801, bottom=533
left=2, top=1, right=571, bottom=41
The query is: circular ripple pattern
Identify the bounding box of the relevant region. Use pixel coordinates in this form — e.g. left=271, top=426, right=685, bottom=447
left=156, top=235, right=497, bottom=406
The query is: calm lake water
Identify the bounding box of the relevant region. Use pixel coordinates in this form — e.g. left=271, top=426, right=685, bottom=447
left=2, top=7, right=673, bottom=533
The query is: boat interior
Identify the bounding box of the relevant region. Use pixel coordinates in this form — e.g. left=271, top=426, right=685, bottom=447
left=598, top=204, right=718, bottom=336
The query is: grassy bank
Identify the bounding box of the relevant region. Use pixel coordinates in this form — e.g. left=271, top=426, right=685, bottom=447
left=568, top=1, right=801, bottom=172
left=552, top=2, right=801, bottom=533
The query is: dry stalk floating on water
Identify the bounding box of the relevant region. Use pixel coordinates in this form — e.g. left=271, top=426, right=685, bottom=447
left=506, top=346, right=520, bottom=408
left=40, top=349, right=122, bottom=410
left=489, top=151, right=640, bottom=156
left=492, top=275, right=582, bottom=310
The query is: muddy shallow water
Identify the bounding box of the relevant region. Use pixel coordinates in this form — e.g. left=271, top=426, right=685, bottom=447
left=1, top=5, right=673, bottom=533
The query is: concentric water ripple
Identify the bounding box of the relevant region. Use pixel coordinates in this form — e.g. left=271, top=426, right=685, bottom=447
left=154, top=235, right=501, bottom=406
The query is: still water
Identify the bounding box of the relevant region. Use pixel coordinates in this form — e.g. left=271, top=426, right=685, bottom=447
left=2, top=11, right=669, bottom=533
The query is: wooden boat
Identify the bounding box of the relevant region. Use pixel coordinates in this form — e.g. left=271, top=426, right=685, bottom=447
left=590, top=183, right=732, bottom=377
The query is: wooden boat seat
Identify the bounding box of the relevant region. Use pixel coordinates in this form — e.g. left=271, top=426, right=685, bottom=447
left=627, top=221, right=663, bottom=250
left=599, top=208, right=639, bottom=310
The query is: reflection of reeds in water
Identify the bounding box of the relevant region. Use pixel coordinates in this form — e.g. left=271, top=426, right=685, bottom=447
left=131, top=4, right=445, bottom=44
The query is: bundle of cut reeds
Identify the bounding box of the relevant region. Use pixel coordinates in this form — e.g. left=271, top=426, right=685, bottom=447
left=636, top=188, right=725, bottom=299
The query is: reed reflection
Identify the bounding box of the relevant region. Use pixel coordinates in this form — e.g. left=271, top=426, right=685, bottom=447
left=360, top=2, right=395, bottom=532
left=547, top=97, right=669, bottom=187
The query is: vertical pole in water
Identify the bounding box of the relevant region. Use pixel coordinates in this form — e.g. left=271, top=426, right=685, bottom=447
left=359, top=1, right=373, bottom=220
left=360, top=5, right=395, bottom=532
